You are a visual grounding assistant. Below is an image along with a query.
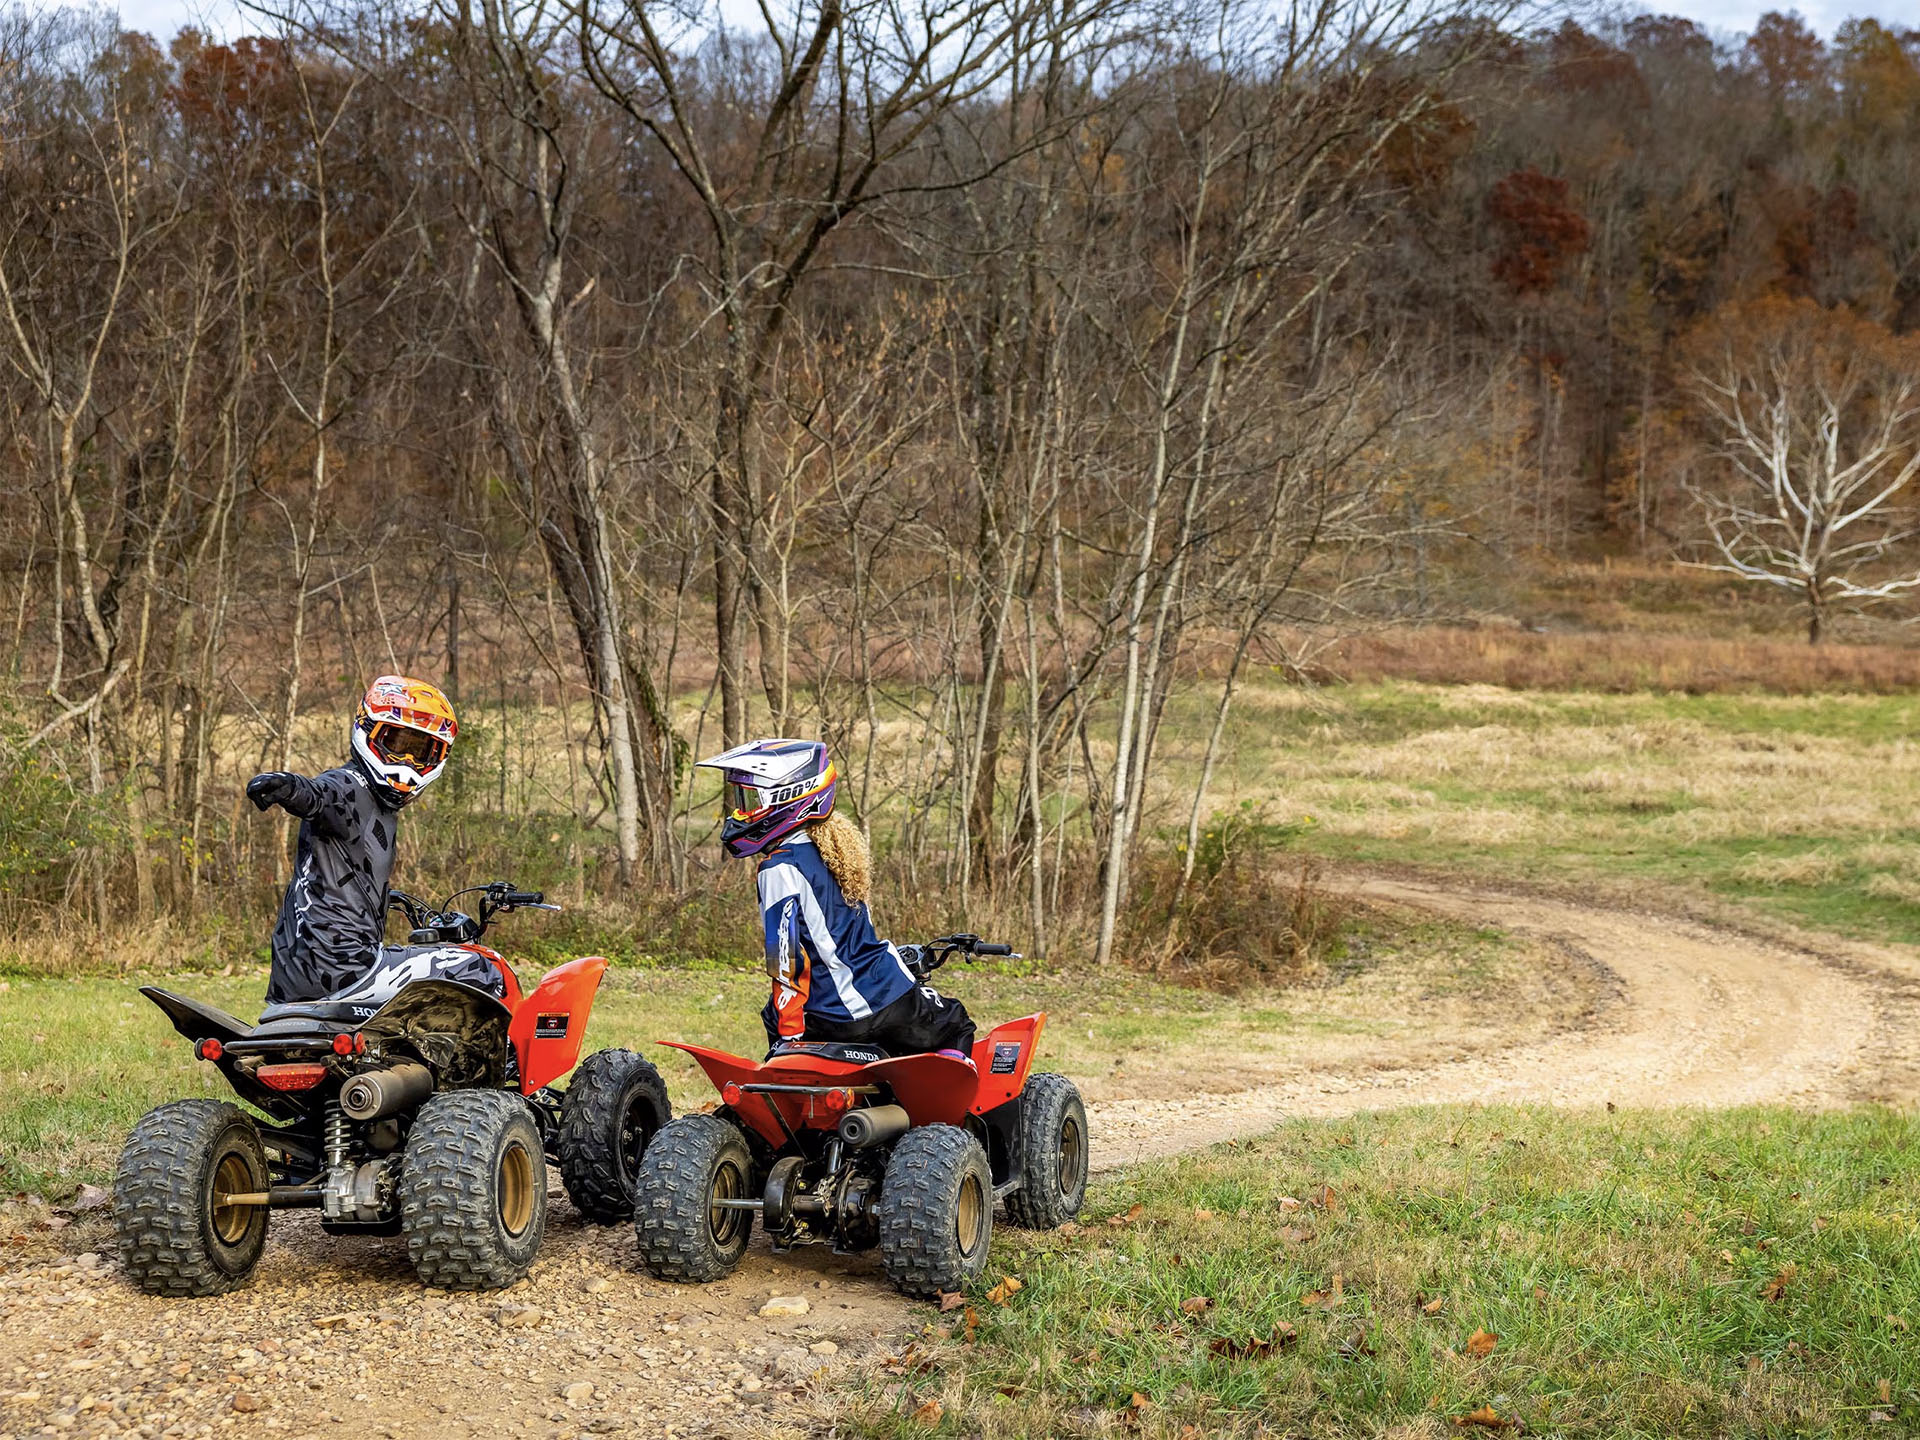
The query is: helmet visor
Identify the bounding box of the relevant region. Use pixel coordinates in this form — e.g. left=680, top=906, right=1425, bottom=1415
left=367, top=721, right=449, bottom=773
left=724, top=779, right=772, bottom=821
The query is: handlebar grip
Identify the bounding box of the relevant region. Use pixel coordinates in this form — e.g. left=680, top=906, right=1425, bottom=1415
left=974, top=942, right=1013, bottom=956
left=506, top=890, right=545, bottom=906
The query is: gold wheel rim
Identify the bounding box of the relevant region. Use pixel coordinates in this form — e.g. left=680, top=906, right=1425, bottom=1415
left=210, top=1153, right=255, bottom=1246
left=498, top=1141, right=536, bottom=1238
left=709, top=1159, right=746, bottom=1248
left=1058, top=1115, right=1084, bottom=1196
left=956, top=1172, right=986, bottom=1257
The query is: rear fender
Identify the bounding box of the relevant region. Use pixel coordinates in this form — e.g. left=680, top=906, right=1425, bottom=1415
left=141, top=986, right=250, bottom=1044
left=661, top=1042, right=879, bottom=1150
left=509, top=957, right=607, bottom=1093
left=969, top=1014, right=1047, bottom=1115
left=140, top=987, right=308, bottom=1122
left=864, top=1053, right=981, bottom=1127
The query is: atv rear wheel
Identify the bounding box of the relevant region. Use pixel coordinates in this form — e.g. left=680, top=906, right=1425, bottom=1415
left=114, top=1099, right=271, bottom=1296
left=399, top=1091, right=547, bottom=1290
left=876, top=1124, right=994, bottom=1299
left=557, top=1048, right=671, bottom=1223
left=633, top=1114, right=754, bottom=1282
left=1003, top=1072, right=1088, bottom=1230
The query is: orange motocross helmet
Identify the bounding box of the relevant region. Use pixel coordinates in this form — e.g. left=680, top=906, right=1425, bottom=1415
left=350, top=675, right=457, bottom=805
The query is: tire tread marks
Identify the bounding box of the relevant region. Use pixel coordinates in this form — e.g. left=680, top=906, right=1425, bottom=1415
left=1004, top=1072, right=1088, bottom=1230
left=877, top=1124, right=992, bottom=1299
left=557, top=1049, right=670, bottom=1224
left=399, top=1090, right=545, bottom=1290
left=632, top=1114, right=751, bottom=1282
left=113, top=1098, right=267, bottom=1297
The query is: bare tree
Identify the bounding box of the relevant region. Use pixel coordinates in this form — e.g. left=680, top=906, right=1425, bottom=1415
left=1683, top=296, right=1920, bottom=644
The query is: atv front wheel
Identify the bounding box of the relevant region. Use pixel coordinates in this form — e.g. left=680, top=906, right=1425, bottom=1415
left=114, top=1099, right=271, bottom=1296
left=876, top=1124, right=993, bottom=1299
left=557, top=1048, right=671, bottom=1223
left=1003, top=1072, right=1088, bottom=1230
left=399, top=1091, right=547, bottom=1290
left=633, top=1114, right=754, bottom=1282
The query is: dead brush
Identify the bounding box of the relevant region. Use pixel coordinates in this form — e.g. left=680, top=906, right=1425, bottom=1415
left=1128, top=807, right=1353, bottom=989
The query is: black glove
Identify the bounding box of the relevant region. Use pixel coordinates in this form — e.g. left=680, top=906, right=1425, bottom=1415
left=246, top=772, right=298, bottom=812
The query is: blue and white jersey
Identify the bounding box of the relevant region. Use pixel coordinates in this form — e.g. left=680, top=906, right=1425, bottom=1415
left=758, top=833, right=916, bottom=1035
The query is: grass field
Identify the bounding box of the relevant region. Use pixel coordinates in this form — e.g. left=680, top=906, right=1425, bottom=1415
left=1181, top=680, right=1920, bottom=944
left=840, top=1106, right=1920, bottom=1439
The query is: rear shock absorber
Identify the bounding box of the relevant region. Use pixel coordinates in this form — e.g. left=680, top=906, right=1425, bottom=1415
left=323, top=1102, right=352, bottom=1171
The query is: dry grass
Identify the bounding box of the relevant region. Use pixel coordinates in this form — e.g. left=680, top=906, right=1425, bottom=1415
left=1301, top=624, right=1920, bottom=695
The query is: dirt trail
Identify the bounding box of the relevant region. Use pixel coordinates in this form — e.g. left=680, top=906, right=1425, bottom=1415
left=1091, top=875, right=1913, bottom=1172
left=6, top=877, right=1914, bottom=1440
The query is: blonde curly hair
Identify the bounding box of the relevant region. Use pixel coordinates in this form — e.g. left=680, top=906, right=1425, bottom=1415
left=808, top=810, right=872, bottom=906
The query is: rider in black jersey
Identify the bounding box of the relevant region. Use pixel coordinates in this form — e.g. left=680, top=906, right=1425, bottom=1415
left=247, top=676, right=500, bottom=1008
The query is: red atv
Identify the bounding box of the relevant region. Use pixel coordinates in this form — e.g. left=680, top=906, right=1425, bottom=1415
left=633, top=934, right=1087, bottom=1299
left=114, top=881, right=670, bottom=1294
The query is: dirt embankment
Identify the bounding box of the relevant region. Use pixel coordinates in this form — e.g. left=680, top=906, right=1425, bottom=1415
left=6, top=876, right=1917, bottom=1440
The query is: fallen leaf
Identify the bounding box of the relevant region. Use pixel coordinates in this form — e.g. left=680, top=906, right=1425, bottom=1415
left=1888, top=1315, right=1910, bottom=1332
left=1129, top=1392, right=1152, bottom=1412
left=1879, top=1379, right=1893, bottom=1405
left=1276, top=1195, right=1302, bottom=1211
left=1422, top=1296, right=1446, bottom=1315
left=1813, top=1216, right=1828, bottom=1233
left=1336, top=1327, right=1375, bottom=1360
left=1466, top=1329, right=1499, bottom=1358
left=1533, top=1287, right=1548, bottom=1304
left=910, top=1399, right=944, bottom=1426
left=1316, top=1184, right=1339, bottom=1213
left=1719, top=1250, right=1737, bottom=1265
left=1179, top=1296, right=1214, bottom=1316
left=1870, top=1410, right=1894, bottom=1424
left=1301, top=1289, right=1329, bottom=1308
left=71, top=1184, right=109, bottom=1212
left=937, top=1292, right=967, bottom=1313
left=1606, top=1100, right=1617, bottom=1113
left=1760, top=1263, right=1796, bottom=1303
left=1452, top=1403, right=1517, bottom=1430
left=1106, top=1203, right=1145, bottom=1228
left=1208, top=1322, right=1297, bottom=1360
left=986, top=1276, right=1024, bottom=1306
left=1057, top=1222, right=1082, bottom=1238
left=1278, top=1225, right=1314, bottom=1244
left=1680, top=1210, right=1698, bottom=1225
left=1193, top=1208, right=1215, bottom=1221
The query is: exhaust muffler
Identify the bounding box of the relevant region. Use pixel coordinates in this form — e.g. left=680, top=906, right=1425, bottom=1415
left=339, top=1062, right=434, bottom=1121
left=838, top=1103, right=910, bottom=1149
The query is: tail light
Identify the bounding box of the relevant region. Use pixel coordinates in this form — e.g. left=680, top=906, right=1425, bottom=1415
left=331, top=1032, right=367, bottom=1056
left=256, top=1063, right=330, bottom=1092
left=721, top=1082, right=743, bottom=1107
left=195, top=1039, right=224, bottom=1062
left=822, top=1088, right=853, bottom=1115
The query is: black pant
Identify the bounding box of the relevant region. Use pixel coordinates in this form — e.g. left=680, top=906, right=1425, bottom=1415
left=764, top=984, right=977, bottom=1057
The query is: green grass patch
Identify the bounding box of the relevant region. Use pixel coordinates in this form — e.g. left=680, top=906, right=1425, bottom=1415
left=845, top=1107, right=1920, bottom=1438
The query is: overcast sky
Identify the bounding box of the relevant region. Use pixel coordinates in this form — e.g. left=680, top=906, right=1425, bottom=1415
left=101, top=0, right=1918, bottom=46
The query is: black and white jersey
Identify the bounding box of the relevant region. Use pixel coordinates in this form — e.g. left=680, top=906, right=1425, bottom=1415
left=264, top=762, right=401, bottom=1005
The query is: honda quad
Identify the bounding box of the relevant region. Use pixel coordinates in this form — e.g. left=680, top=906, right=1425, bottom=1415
left=114, top=882, right=670, bottom=1296
left=633, top=934, right=1088, bottom=1300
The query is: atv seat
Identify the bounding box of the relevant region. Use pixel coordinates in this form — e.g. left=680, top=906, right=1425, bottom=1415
left=767, top=1039, right=890, bottom=1066
left=253, top=1001, right=369, bottom=1030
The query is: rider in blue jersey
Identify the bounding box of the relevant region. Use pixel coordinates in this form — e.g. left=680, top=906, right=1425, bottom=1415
left=696, top=739, right=976, bottom=1059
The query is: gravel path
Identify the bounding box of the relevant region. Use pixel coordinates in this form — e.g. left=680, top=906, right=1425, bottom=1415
left=5, top=877, right=1910, bottom=1440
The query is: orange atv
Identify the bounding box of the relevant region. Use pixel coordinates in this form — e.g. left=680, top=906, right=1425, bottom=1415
left=633, top=934, right=1087, bottom=1298
left=114, top=881, right=669, bottom=1294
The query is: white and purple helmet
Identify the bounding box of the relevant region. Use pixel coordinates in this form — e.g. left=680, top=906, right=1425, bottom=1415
left=695, top=738, right=838, bottom=858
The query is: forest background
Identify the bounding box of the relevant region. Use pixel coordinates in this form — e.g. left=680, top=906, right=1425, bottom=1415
left=3, top=0, right=1919, bottom=978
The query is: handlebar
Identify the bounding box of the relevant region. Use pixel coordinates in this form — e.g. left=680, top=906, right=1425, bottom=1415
left=907, top=933, right=1020, bottom=979
left=388, top=881, right=560, bottom=945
